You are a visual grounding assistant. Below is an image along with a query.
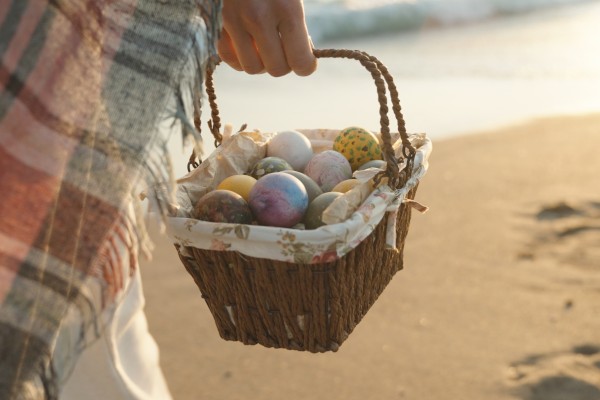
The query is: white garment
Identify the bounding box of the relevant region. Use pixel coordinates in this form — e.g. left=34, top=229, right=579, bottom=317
left=59, top=268, right=172, bottom=400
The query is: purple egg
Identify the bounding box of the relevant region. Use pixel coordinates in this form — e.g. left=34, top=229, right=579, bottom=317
left=248, top=172, right=309, bottom=227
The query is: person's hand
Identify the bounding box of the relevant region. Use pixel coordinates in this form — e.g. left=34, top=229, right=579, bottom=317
left=217, top=0, right=317, bottom=77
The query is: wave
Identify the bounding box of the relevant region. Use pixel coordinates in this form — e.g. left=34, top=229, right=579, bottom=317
left=305, top=0, right=596, bottom=42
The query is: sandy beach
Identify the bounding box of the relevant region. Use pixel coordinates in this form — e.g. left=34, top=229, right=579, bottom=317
left=141, top=113, right=600, bottom=400
left=142, top=3, right=600, bottom=398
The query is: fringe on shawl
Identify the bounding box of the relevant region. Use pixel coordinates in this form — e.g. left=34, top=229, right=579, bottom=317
left=44, top=2, right=222, bottom=398
left=140, top=0, right=223, bottom=240
left=63, top=0, right=225, bottom=366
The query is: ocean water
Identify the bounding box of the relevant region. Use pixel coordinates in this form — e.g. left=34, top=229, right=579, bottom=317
left=314, top=0, right=600, bottom=137
left=304, top=0, right=597, bottom=41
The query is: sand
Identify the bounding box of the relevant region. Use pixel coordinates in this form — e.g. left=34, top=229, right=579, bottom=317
left=141, top=113, right=600, bottom=400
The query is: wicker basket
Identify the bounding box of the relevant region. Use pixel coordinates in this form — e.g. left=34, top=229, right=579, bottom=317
left=172, top=49, right=428, bottom=353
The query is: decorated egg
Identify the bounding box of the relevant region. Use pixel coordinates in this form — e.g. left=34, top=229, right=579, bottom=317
left=248, top=172, right=308, bottom=227
left=249, top=157, right=293, bottom=179
left=267, top=130, right=314, bottom=171
left=304, top=192, right=343, bottom=229
left=193, top=190, right=253, bottom=224
left=357, top=159, right=387, bottom=171
left=304, top=150, right=352, bottom=192
left=282, top=170, right=323, bottom=203
left=331, top=179, right=361, bottom=193
left=217, top=175, right=257, bottom=201
left=333, top=127, right=383, bottom=171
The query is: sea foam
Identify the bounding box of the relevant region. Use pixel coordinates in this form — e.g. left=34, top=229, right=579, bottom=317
left=305, top=0, right=595, bottom=41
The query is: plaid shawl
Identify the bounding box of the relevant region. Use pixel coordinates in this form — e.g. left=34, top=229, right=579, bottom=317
left=0, top=1, right=221, bottom=398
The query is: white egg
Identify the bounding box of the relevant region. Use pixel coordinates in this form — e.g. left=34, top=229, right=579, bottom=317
left=267, top=130, right=314, bottom=171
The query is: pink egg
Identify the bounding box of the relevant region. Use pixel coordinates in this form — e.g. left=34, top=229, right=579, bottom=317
left=248, top=172, right=309, bottom=227
left=304, top=150, right=353, bottom=192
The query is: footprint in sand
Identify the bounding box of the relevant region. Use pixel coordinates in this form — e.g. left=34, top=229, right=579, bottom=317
left=517, top=200, right=600, bottom=270
left=506, top=344, right=600, bottom=400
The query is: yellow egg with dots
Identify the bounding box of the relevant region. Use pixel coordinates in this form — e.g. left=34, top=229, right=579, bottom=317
left=333, top=126, right=383, bottom=171
left=217, top=175, right=257, bottom=201
left=331, top=179, right=361, bottom=193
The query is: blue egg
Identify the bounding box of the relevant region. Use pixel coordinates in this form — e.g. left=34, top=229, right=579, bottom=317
left=248, top=172, right=309, bottom=227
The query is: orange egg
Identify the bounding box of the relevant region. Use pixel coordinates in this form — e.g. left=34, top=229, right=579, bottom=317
left=217, top=175, right=257, bottom=201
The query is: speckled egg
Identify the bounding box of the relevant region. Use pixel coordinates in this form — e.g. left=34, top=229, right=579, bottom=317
left=304, top=192, right=343, bottom=229
left=303, top=150, right=352, bottom=192
left=249, top=157, right=293, bottom=179
left=331, top=179, right=361, bottom=193
left=248, top=172, right=308, bottom=227
left=282, top=170, right=323, bottom=203
left=267, top=130, right=314, bottom=171
left=333, top=127, right=383, bottom=171
left=357, top=159, right=387, bottom=171
left=193, top=190, right=253, bottom=224
left=217, top=175, right=257, bottom=201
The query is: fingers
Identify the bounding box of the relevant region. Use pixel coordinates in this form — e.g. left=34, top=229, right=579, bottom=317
left=217, top=30, right=243, bottom=71
left=278, top=18, right=317, bottom=76
left=223, top=26, right=265, bottom=75
left=218, top=0, right=317, bottom=77
left=252, top=27, right=291, bottom=77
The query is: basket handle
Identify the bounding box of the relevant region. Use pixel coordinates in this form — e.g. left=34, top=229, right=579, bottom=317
left=188, top=48, right=416, bottom=189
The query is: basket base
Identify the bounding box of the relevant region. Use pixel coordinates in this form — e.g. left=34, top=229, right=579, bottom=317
left=176, top=187, right=418, bottom=353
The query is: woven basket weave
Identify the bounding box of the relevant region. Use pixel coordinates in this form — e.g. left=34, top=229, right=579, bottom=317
left=175, top=49, right=422, bottom=352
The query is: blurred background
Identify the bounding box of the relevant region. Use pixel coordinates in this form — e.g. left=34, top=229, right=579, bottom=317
left=150, top=2, right=600, bottom=399
left=169, top=0, right=600, bottom=177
